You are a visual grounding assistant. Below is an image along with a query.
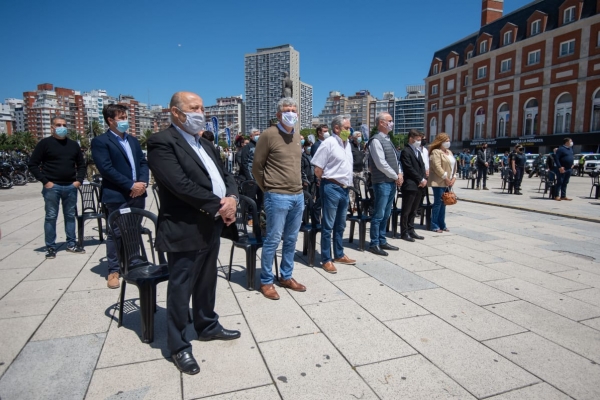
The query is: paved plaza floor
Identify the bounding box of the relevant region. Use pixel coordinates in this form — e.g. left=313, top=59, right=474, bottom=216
left=0, top=173, right=599, bottom=400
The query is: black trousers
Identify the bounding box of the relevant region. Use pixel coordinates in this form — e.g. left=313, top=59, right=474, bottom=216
left=476, top=165, right=488, bottom=187
left=167, top=222, right=223, bottom=356
left=513, top=167, right=524, bottom=192
left=400, top=188, right=423, bottom=235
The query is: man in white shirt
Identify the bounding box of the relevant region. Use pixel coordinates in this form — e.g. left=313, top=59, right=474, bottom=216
left=311, top=115, right=356, bottom=273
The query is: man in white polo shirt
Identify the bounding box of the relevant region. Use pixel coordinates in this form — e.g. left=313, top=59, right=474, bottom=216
left=311, top=115, right=355, bottom=274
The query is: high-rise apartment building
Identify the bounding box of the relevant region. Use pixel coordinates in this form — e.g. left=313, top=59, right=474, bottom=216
left=82, top=89, right=110, bottom=131
left=0, top=104, right=13, bottom=135
left=118, top=95, right=141, bottom=137
left=245, top=44, right=309, bottom=133
left=300, top=82, right=313, bottom=129
left=346, top=90, right=375, bottom=130
left=394, top=86, right=426, bottom=135
left=2, top=98, right=25, bottom=134
left=369, top=92, right=395, bottom=128
left=204, top=95, right=245, bottom=138
left=317, top=91, right=349, bottom=127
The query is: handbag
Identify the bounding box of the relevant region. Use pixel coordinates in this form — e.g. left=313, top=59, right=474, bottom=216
left=442, top=156, right=458, bottom=206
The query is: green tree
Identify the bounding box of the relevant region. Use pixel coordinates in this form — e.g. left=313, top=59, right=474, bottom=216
left=139, top=129, right=154, bottom=150
left=85, top=120, right=103, bottom=138
left=300, top=128, right=316, bottom=139
left=9, top=131, right=38, bottom=151
left=67, top=130, right=90, bottom=149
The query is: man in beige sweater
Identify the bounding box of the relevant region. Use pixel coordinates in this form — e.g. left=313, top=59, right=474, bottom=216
left=252, top=97, right=306, bottom=300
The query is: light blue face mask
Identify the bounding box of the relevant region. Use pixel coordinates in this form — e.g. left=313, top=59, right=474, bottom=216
left=356, top=137, right=362, bottom=143
left=116, top=120, right=129, bottom=133
left=55, top=127, right=68, bottom=137
left=306, top=147, right=311, bottom=153
left=301, top=139, right=305, bottom=145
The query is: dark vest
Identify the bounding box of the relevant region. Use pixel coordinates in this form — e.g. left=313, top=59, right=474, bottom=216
left=368, top=134, right=399, bottom=183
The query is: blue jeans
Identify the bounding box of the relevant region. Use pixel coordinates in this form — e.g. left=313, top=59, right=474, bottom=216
left=320, top=181, right=349, bottom=263
left=370, top=181, right=395, bottom=247
left=42, top=184, right=78, bottom=249
left=555, top=169, right=571, bottom=198
left=261, top=192, right=304, bottom=285
left=431, top=187, right=447, bottom=231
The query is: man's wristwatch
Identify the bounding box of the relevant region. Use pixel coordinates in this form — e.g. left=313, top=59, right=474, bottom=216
left=228, top=195, right=239, bottom=206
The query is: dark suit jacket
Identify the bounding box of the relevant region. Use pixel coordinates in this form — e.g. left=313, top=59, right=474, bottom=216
left=91, top=130, right=149, bottom=204
left=147, top=125, right=238, bottom=253
left=400, top=146, right=426, bottom=192
left=476, top=148, right=493, bottom=167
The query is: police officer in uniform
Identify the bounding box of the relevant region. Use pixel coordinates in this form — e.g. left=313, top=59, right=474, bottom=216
left=509, top=145, right=526, bottom=195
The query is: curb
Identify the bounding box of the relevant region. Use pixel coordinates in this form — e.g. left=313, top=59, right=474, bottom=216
left=458, top=198, right=600, bottom=224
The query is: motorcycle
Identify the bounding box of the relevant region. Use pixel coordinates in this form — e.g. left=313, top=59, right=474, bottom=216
left=13, top=159, right=36, bottom=183
left=0, top=161, right=15, bottom=189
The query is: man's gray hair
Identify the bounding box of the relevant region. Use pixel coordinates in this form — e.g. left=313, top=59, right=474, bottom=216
left=330, top=115, right=349, bottom=131
left=51, top=115, right=66, bottom=125
left=277, top=97, right=297, bottom=112
left=375, top=112, right=390, bottom=127
left=250, top=128, right=259, bottom=134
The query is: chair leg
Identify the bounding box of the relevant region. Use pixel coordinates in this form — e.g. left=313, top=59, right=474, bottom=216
left=359, top=222, right=366, bottom=252
left=392, top=212, right=398, bottom=237
left=77, top=216, right=84, bottom=248
left=274, top=253, right=279, bottom=282
left=228, top=244, right=235, bottom=281
left=302, top=231, right=308, bottom=255
left=349, top=221, right=355, bottom=243
left=309, top=230, right=317, bottom=267
left=118, top=280, right=127, bottom=327
left=246, top=248, right=255, bottom=290
left=97, top=217, right=104, bottom=242
left=425, top=208, right=432, bottom=231
left=139, top=282, right=156, bottom=343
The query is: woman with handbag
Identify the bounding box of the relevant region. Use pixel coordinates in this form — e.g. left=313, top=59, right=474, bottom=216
left=428, top=133, right=456, bottom=233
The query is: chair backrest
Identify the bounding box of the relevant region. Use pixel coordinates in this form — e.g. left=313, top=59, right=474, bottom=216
left=92, top=174, right=102, bottom=183
left=78, top=182, right=102, bottom=214
left=591, top=172, right=600, bottom=185
left=240, top=179, right=263, bottom=211
left=347, top=187, right=368, bottom=218
left=151, top=183, right=160, bottom=211
left=234, top=195, right=262, bottom=243
left=302, top=190, right=316, bottom=227
left=107, top=208, right=166, bottom=275
left=354, top=176, right=371, bottom=201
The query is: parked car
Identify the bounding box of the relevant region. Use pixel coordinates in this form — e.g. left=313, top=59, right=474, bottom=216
left=582, top=154, right=600, bottom=176
left=524, top=153, right=540, bottom=174
left=572, top=153, right=583, bottom=175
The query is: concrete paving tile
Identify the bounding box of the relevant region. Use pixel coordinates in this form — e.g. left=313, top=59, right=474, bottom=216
left=182, top=315, right=272, bottom=399
left=486, top=249, right=574, bottom=273
left=203, top=385, right=281, bottom=400
left=416, top=269, right=517, bottom=306
left=396, top=241, right=447, bottom=257
left=425, top=255, right=510, bottom=281
left=32, top=289, right=118, bottom=341
left=485, top=383, right=571, bottom=400
left=484, top=262, right=589, bottom=292
left=0, top=267, right=33, bottom=299
left=554, top=269, right=600, bottom=288
left=313, top=262, right=371, bottom=281
left=235, top=288, right=318, bottom=343
left=334, top=277, right=429, bottom=321
left=385, top=249, right=445, bottom=272
left=485, top=301, right=600, bottom=363
left=357, top=354, right=476, bottom=400
left=385, top=315, right=538, bottom=398
left=484, top=332, right=600, bottom=400
left=546, top=254, right=600, bottom=270
left=431, top=243, right=508, bottom=264
left=0, top=333, right=105, bottom=400
left=486, top=278, right=600, bottom=321
left=354, top=259, right=438, bottom=293
left=285, top=268, right=349, bottom=306
left=259, top=333, right=377, bottom=400
left=404, top=288, right=525, bottom=341
left=581, top=317, right=600, bottom=331
left=444, top=226, right=500, bottom=242
left=24, top=254, right=91, bottom=282
left=444, top=235, right=504, bottom=251
left=0, top=315, right=44, bottom=377
left=303, top=299, right=415, bottom=366
left=0, top=248, right=45, bottom=270
left=0, top=278, right=72, bottom=319
left=563, top=287, right=600, bottom=306
left=86, top=358, right=180, bottom=400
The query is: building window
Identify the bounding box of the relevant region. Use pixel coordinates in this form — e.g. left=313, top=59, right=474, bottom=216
left=555, top=93, right=572, bottom=134
left=503, top=31, right=513, bottom=46
left=477, top=66, right=487, bottom=79
left=500, top=59, right=512, bottom=73
left=497, top=103, right=510, bottom=137
left=433, top=64, right=439, bottom=74
left=445, top=114, right=454, bottom=140
left=591, top=90, right=600, bottom=131
left=449, top=58, right=455, bottom=69
left=564, top=6, right=576, bottom=24
left=447, top=79, right=455, bottom=91
left=474, top=107, right=485, bottom=139
left=560, top=39, right=576, bottom=57
left=430, top=117, right=437, bottom=140
left=466, top=51, right=473, bottom=60
left=527, top=50, right=541, bottom=65
left=431, top=103, right=438, bottom=111
left=432, top=84, right=438, bottom=95
left=531, top=19, right=541, bottom=36
left=523, top=98, right=539, bottom=136
left=464, top=75, right=469, bottom=87
left=480, top=41, right=488, bottom=54
left=597, top=31, right=600, bottom=47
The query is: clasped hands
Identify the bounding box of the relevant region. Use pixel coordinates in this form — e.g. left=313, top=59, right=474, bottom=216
left=130, top=182, right=146, bottom=198
left=218, top=197, right=237, bottom=226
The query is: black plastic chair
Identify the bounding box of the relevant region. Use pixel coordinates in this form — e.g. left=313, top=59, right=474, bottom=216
left=347, top=187, right=372, bottom=251
left=92, top=174, right=102, bottom=183
left=418, top=189, right=432, bottom=230
left=590, top=172, right=600, bottom=199
left=228, top=195, right=277, bottom=290
left=543, top=170, right=557, bottom=199
left=467, top=167, right=477, bottom=189
left=501, top=168, right=514, bottom=194
left=107, top=208, right=168, bottom=344
left=354, top=176, right=374, bottom=216
left=77, top=182, right=105, bottom=247
left=537, top=168, right=548, bottom=192
left=390, top=188, right=402, bottom=237
left=240, top=180, right=263, bottom=212
left=151, top=183, right=160, bottom=211
left=300, top=190, right=320, bottom=267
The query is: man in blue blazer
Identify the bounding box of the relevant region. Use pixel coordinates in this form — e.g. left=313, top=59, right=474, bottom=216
left=92, top=104, right=149, bottom=289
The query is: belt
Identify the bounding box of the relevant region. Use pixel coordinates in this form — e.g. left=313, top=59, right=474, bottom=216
left=323, top=178, right=348, bottom=189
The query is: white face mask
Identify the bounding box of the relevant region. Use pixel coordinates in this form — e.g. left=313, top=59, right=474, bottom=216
left=281, top=111, right=298, bottom=128
left=323, top=132, right=331, bottom=139
left=443, top=141, right=451, bottom=149
left=178, top=109, right=205, bottom=134
left=387, top=122, right=394, bottom=132
left=569, top=141, right=574, bottom=148
left=414, top=140, right=421, bottom=147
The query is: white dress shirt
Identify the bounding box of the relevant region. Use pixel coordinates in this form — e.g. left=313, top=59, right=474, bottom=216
left=311, top=135, right=353, bottom=187
left=420, top=146, right=430, bottom=171
left=370, top=132, right=403, bottom=179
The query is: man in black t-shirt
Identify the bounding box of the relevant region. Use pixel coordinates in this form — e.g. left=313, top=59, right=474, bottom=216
left=29, top=116, right=86, bottom=258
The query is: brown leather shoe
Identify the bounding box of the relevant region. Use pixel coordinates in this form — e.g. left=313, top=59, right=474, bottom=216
left=560, top=197, right=572, bottom=201
left=554, top=198, right=561, bottom=201
left=279, top=278, right=306, bottom=292
left=322, top=261, right=337, bottom=274
left=260, top=284, right=280, bottom=300
left=333, top=255, right=356, bottom=265
left=107, top=272, right=120, bottom=289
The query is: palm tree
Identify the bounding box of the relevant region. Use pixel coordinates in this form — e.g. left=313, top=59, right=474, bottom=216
left=85, top=120, right=103, bottom=138
left=139, top=129, right=154, bottom=150
left=67, top=130, right=90, bottom=149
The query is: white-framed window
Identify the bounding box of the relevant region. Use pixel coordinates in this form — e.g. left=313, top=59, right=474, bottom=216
left=480, top=40, right=488, bottom=54
left=504, top=31, right=513, bottom=46
left=497, top=103, right=510, bottom=138
left=477, top=66, right=487, bottom=79
left=564, top=6, right=576, bottom=24
left=554, top=93, right=572, bottom=134
left=448, top=58, right=455, bottom=69
left=433, top=64, right=439, bottom=74
left=500, top=59, right=512, bottom=73
left=431, top=84, right=438, bottom=95
left=466, top=50, right=473, bottom=60
left=445, top=114, right=454, bottom=140
left=446, top=79, right=455, bottom=91
left=597, top=31, right=600, bottom=47
left=560, top=39, right=575, bottom=56
left=531, top=19, right=541, bottom=36
left=523, top=98, right=539, bottom=136
left=431, top=103, right=438, bottom=111
left=527, top=49, right=541, bottom=65
left=430, top=117, right=437, bottom=140
left=464, top=75, right=469, bottom=86
left=591, top=89, right=600, bottom=131
left=474, top=107, right=485, bottom=139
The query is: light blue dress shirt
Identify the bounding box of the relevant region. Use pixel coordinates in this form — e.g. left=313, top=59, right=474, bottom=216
left=110, top=130, right=136, bottom=185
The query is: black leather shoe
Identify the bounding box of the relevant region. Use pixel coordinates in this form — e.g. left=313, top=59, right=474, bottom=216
left=172, top=350, right=200, bottom=375
left=198, top=328, right=241, bottom=342
left=409, top=231, right=424, bottom=240
left=380, top=243, right=399, bottom=251
left=368, top=246, right=388, bottom=256
left=400, top=234, right=415, bottom=242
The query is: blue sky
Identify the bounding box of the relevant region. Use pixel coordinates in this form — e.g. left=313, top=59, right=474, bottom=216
left=2, top=0, right=531, bottom=117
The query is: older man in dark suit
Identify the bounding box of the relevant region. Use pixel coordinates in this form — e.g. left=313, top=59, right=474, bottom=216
left=92, top=104, right=149, bottom=289
left=399, top=130, right=427, bottom=242
left=147, top=91, right=240, bottom=375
